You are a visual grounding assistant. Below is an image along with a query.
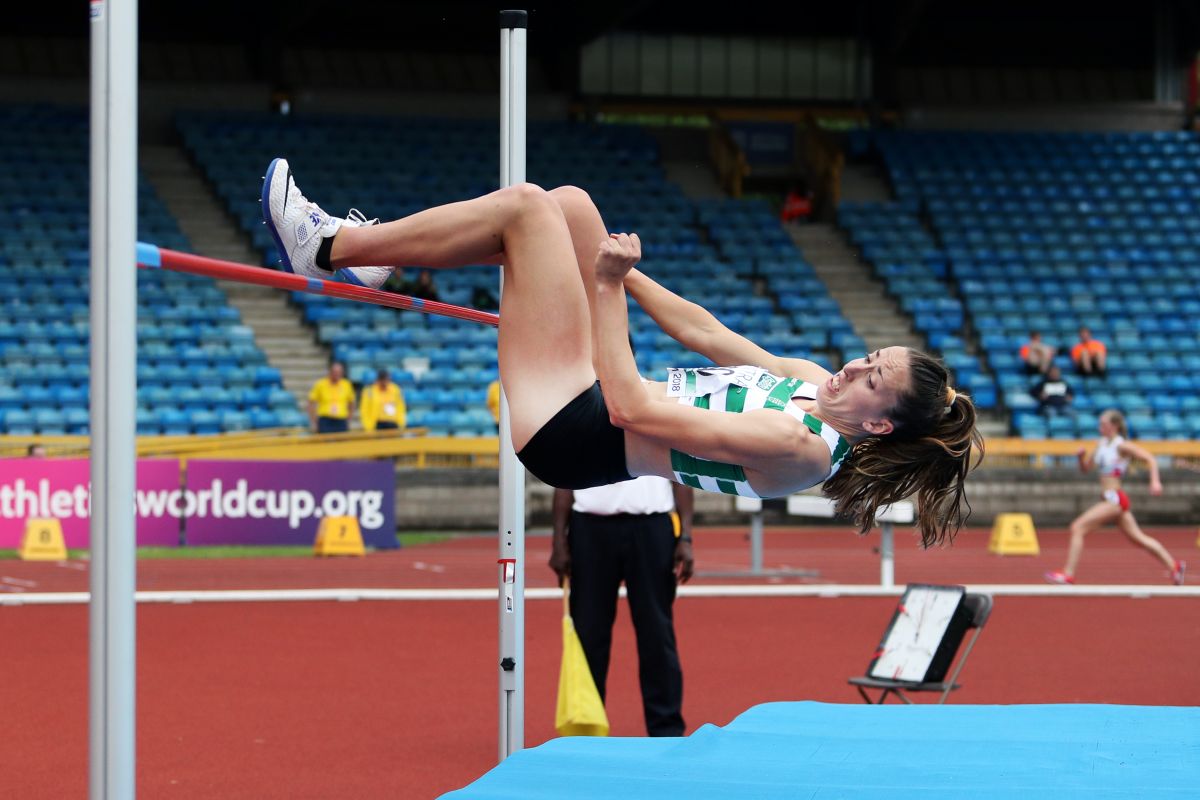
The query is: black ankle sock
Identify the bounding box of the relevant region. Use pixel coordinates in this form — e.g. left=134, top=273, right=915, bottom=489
left=315, top=234, right=335, bottom=271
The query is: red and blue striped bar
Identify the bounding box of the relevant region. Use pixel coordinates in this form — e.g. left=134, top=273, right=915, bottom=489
left=136, top=242, right=500, bottom=328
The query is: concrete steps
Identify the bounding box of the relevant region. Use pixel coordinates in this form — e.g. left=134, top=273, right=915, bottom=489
left=789, top=222, right=1008, bottom=437
left=218, top=281, right=329, bottom=401
left=647, top=127, right=727, bottom=200
left=139, top=143, right=329, bottom=409
left=839, top=162, right=893, bottom=204
left=789, top=222, right=925, bottom=353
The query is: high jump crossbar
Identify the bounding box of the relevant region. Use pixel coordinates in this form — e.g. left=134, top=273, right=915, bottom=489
left=135, top=242, right=501, bottom=328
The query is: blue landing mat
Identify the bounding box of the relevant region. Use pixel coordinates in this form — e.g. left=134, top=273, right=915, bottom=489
left=442, top=702, right=1200, bottom=799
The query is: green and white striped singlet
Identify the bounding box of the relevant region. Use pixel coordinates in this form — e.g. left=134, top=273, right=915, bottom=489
left=665, top=366, right=851, bottom=498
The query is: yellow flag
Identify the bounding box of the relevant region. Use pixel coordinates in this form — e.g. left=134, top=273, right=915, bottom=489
left=555, top=580, right=609, bottom=737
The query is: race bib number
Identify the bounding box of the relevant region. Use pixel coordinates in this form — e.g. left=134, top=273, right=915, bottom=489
left=329, top=403, right=340, bottom=416
left=664, top=366, right=764, bottom=398
left=383, top=403, right=396, bottom=417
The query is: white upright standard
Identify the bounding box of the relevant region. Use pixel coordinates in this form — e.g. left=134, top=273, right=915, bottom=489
left=497, top=9, right=528, bottom=762
left=89, top=0, right=139, bottom=797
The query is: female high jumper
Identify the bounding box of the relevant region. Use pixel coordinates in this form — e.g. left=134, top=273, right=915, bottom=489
left=262, top=159, right=982, bottom=547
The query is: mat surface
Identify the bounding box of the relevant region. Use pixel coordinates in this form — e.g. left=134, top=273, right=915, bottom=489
left=443, top=701, right=1200, bottom=799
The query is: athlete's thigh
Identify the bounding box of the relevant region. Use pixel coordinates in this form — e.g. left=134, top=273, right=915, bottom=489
left=1072, top=500, right=1121, bottom=533
left=1114, top=511, right=1151, bottom=544
left=495, top=189, right=596, bottom=449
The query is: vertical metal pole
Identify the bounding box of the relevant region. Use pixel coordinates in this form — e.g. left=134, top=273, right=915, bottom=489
left=1153, top=0, right=1180, bottom=105
left=89, top=0, right=138, bottom=797
left=749, top=512, right=764, bottom=574
left=498, top=8, right=528, bottom=763
left=880, top=522, right=894, bottom=588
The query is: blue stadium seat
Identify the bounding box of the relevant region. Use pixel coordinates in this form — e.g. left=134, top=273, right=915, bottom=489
left=249, top=408, right=281, bottom=428
left=189, top=410, right=221, bottom=435
left=65, top=407, right=89, bottom=434
left=137, top=420, right=162, bottom=437
left=221, top=411, right=251, bottom=432
left=276, top=408, right=307, bottom=428
left=35, top=409, right=67, bottom=435
left=268, top=388, right=297, bottom=409
left=239, top=387, right=271, bottom=408
left=4, top=409, right=34, bottom=435
left=254, top=366, right=282, bottom=387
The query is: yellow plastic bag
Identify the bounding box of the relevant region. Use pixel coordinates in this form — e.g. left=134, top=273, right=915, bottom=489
left=555, top=580, right=610, bottom=737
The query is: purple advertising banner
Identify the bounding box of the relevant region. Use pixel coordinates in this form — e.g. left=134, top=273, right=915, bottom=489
left=0, top=458, right=182, bottom=548
left=182, top=460, right=396, bottom=548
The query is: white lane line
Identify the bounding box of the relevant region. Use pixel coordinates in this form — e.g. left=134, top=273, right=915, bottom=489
left=1, top=583, right=1198, bottom=606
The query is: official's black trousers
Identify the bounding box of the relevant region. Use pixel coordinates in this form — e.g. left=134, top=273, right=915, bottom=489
left=567, top=510, right=684, bottom=736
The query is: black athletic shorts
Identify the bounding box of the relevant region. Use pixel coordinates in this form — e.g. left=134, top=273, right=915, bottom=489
left=516, top=381, right=632, bottom=489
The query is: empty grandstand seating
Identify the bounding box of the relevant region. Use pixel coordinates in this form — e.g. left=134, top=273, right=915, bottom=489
left=0, top=104, right=302, bottom=436
left=837, top=202, right=996, bottom=409
left=844, top=128, right=1200, bottom=438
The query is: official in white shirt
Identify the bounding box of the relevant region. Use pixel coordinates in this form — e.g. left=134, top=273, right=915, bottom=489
left=549, top=475, right=694, bottom=737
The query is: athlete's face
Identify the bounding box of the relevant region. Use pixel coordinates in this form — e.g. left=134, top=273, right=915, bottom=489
left=1098, top=415, right=1117, bottom=437
left=818, top=346, right=910, bottom=436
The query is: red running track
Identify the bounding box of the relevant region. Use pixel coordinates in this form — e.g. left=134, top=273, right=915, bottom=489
left=1, top=527, right=1198, bottom=799
left=0, top=526, right=1195, bottom=593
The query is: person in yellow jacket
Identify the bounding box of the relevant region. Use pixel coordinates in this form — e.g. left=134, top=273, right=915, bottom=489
left=360, top=368, right=407, bottom=432
left=486, top=379, right=501, bottom=433
left=308, top=361, right=355, bottom=434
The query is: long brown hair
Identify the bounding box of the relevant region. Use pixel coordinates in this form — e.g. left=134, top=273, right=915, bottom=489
left=822, top=349, right=983, bottom=547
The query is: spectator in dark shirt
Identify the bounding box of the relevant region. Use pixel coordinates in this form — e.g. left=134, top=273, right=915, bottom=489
left=1033, top=365, right=1074, bottom=415
left=472, top=285, right=499, bottom=310
left=387, top=269, right=440, bottom=302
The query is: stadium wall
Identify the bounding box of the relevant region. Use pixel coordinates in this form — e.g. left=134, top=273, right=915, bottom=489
left=903, top=101, right=1187, bottom=132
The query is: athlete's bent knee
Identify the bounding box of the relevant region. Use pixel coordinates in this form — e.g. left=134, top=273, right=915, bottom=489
left=549, top=185, right=594, bottom=214
left=507, top=181, right=549, bottom=205
left=505, top=182, right=564, bottom=223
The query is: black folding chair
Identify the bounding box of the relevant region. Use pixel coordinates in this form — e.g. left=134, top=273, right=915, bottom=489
left=848, top=593, right=993, bottom=705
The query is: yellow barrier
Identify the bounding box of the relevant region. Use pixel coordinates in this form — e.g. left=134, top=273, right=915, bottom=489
left=20, top=519, right=67, bottom=561
left=0, top=429, right=498, bottom=466
left=313, top=516, right=365, bottom=557
left=4, top=434, right=1198, bottom=469
left=983, top=439, right=1200, bottom=469
left=988, top=513, right=1041, bottom=556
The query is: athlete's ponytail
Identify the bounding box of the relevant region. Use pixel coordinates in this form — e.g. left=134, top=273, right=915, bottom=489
left=822, top=349, right=983, bottom=548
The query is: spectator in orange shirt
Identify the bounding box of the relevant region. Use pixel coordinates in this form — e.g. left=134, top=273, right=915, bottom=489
left=1019, top=330, right=1056, bottom=375
left=1070, top=327, right=1107, bottom=376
